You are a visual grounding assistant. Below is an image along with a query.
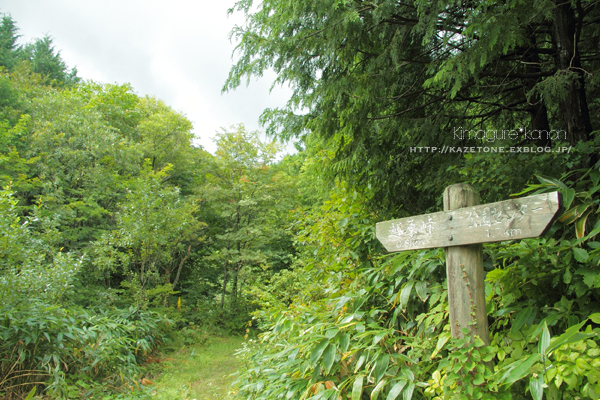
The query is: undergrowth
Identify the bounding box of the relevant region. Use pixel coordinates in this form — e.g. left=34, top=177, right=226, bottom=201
left=232, top=167, right=600, bottom=399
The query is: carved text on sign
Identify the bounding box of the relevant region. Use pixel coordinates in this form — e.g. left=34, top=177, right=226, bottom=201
left=466, top=203, right=528, bottom=228
left=388, top=217, right=434, bottom=249
left=376, top=192, right=559, bottom=252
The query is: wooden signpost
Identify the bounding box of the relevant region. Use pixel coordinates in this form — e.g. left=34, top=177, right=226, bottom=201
left=376, top=184, right=560, bottom=343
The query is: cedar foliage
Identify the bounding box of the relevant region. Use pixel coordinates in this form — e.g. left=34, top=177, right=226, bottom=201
left=225, top=0, right=600, bottom=212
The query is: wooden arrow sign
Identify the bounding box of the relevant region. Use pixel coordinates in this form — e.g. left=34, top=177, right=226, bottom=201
left=376, top=191, right=560, bottom=252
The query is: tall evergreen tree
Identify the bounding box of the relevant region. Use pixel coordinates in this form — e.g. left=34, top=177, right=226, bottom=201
left=20, top=35, right=80, bottom=86
left=0, top=13, right=19, bottom=71
left=225, top=0, right=600, bottom=213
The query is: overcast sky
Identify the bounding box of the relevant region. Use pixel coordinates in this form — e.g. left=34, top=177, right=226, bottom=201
left=1, top=0, right=294, bottom=153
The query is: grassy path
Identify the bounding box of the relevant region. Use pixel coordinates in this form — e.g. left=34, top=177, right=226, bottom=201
left=149, top=335, right=244, bottom=400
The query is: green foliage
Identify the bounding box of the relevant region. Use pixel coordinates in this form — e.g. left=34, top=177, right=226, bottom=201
left=231, top=157, right=600, bottom=400
left=0, top=14, right=19, bottom=71
left=233, top=184, right=448, bottom=399
left=192, top=298, right=256, bottom=335
left=199, top=124, right=299, bottom=316
left=0, top=186, right=80, bottom=308
left=226, top=0, right=600, bottom=213
left=0, top=185, right=173, bottom=398
left=19, top=35, right=80, bottom=87
left=426, top=337, right=505, bottom=400
left=0, top=16, right=216, bottom=398
left=0, top=13, right=80, bottom=87
left=425, top=316, right=600, bottom=400
left=233, top=246, right=447, bottom=399
left=0, top=304, right=172, bottom=398
left=91, top=162, right=205, bottom=307
left=224, top=3, right=600, bottom=394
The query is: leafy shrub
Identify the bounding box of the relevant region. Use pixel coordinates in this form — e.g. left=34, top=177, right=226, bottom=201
left=178, top=324, right=209, bottom=347
left=184, top=298, right=254, bottom=335
left=0, top=187, right=82, bottom=309
left=232, top=166, right=600, bottom=399
left=0, top=304, right=172, bottom=398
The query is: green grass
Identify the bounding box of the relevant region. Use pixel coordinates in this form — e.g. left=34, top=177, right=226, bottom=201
left=148, top=335, right=244, bottom=400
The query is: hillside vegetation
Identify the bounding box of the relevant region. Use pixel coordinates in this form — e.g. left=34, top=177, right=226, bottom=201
left=1, top=1, right=600, bottom=399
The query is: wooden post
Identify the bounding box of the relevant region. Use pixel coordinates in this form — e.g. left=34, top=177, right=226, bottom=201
left=376, top=188, right=559, bottom=344
left=443, top=183, right=489, bottom=345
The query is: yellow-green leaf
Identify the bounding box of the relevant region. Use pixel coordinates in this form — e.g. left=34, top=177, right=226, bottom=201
left=352, top=375, right=364, bottom=400
left=323, top=343, right=336, bottom=374
left=386, top=380, right=407, bottom=400
left=529, top=374, right=544, bottom=400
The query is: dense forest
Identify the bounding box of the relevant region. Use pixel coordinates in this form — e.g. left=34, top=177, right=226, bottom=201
left=1, top=0, right=600, bottom=399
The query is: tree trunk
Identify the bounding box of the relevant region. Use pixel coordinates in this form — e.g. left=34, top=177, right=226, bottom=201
left=231, top=263, right=240, bottom=307
left=163, top=264, right=171, bottom=307
left=140, top=258, right=145, bottom=287
left=221, top=259, right=228, bottom=309
left=172, top=244, right=191, bottom=292
left=231, top=242, right=242, bottom=308
left=551, top=1, right=593, bottom=147
left=525, top=28, right=551, bottom=147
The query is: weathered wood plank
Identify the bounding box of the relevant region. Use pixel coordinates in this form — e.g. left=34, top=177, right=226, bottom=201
left=376, top=191, right=559, bottom=252
left=443, top=183, right=489, bottom=344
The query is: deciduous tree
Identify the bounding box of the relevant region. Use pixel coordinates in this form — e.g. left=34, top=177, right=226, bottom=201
left=201, top=124, right=296, bottom=309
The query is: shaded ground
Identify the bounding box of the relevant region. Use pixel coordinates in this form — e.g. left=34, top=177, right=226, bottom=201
left=150, top=335, right=244, bottom=400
